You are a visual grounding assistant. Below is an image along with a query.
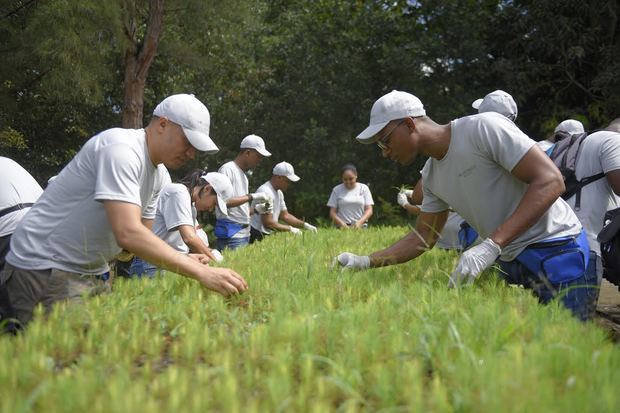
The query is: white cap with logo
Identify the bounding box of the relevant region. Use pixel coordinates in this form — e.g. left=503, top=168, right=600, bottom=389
left=273, top=161, right=300, bottom=182
left=240, top=134, right=272, bottom=157
left=153, top=94, right=219, bottom=154
left=201, top=172, right=234, bottom=215
left=554, top=119, right=585, bottom=135
left=472, top=90, right=518, bottom=121
left=356, top=90, right=426, bottom=143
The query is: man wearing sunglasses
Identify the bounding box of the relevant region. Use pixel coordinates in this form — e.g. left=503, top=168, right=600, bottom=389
left=1, top=94, right=248, bottom=330
left=333, top=90, right=598, bottom=320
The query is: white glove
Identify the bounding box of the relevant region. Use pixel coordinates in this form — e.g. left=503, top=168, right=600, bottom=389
left=250, top=192, right=272, bottom=203
left=254, top=202, right=273, bottom=214
left=289, top=227, right=302, bottom=235
left=332, top=252, right=371, bottom=271
left=303, top=222, right=318, bottom=232
left=403, top=189, right=414, bottom=197
left=210, top=249, right=224, bottom=263
left=448, top=238, right=501, bottom=287
left=397, top=192, right=410, bottom=207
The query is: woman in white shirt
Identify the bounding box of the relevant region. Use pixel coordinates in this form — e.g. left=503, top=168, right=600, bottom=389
left=130, top=170, right=232, bottom=277
left=327, top=164, right=374, bottom=228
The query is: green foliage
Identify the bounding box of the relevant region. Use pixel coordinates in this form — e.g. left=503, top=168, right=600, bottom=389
left=1, top=227, right=619, bottom=412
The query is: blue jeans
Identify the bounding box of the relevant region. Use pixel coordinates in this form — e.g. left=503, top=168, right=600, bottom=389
left=128, top=257, right=158, bottom=278
left=216, top=236, right=250, bottom=251
left=497, top=250, right=600, bottom=321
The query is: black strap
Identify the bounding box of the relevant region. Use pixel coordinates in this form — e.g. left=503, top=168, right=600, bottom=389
left=574, top=173, right=606, bottom=210
left=0, top=203, right=34, bottom=219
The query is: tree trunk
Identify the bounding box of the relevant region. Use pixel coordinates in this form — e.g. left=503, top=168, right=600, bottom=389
left=121, top=0, right=164, bottom=128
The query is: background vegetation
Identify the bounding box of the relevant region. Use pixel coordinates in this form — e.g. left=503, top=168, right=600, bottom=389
left=1, top=227, right=619, bottom=412
left=1, top=0, right=619, bottom=222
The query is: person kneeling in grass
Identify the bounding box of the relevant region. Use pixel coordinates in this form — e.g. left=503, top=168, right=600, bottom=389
left=130, top=170, right=234, bottom=277
left=0, top=94, right=248, bottom=330
left=249, top=162, right=317, bottom=243
left=333, top=90, right=597, bottom=320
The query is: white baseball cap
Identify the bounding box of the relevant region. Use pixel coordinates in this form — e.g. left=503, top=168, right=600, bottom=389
left=554, top=119, right=585, bottom=135
left=240, top=134, right=271, bottom=157
left=472, top=90, right=518, bottom=121
left=202, top=172, right=234, bottom=215
left=153, top=94, right=219, bottom=154
left=356, top=90, right=426, bottom=143
left=273, top=161, right=300, bottom=182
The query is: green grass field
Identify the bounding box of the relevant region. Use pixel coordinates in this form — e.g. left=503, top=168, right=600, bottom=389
left=2, top=227, right=619, bottom=412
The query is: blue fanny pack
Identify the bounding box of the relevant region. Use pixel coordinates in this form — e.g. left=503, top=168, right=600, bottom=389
left=515, top=230, right=589, bottom=284
left=458, top=221, right=479, bottom=251
left=214, top=219, right=249, bottom=239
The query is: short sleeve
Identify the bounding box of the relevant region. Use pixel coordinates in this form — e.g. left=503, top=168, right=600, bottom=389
left=420, top=182, right=450, bottom=213
left=160, top=187, right=194, bottom=231
left=600, top=134, right=620, bottom=174
left=362, top=184, right=374, bottom=206
left=278, top=190, right=287, bottom=211
left=326, top=188, right=338, bottom=208
left=474, top=115, right=535, bottom=172
left=93, top=144, right=142, bottom=205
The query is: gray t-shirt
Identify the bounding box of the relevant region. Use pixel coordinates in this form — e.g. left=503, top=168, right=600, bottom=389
left=326, top=183, right=374, bottom=225
left=7, top=128, right=165, bottom=274
left=250, top=181, right=287, bottom=234
left=565, top=130, right=620, bottom=256
left=0, top=157, right=44, bottom=237
left=421, top=112, right=581, bottom=261
left=152, top=183, right=195, bottom=253
left=216, top=161, right=250, bottom=238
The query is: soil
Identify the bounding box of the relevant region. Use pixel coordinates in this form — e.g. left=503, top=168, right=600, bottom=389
left=595, top=279, right=620, bottom=342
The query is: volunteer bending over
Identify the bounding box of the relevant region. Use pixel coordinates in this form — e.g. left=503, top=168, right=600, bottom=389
left=334, top=90, right=596, bottom=320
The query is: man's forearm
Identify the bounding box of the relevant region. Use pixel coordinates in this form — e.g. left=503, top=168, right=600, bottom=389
left=282, top=212, right=304, bottom=228
left=369, top=228, right=435, bottom=267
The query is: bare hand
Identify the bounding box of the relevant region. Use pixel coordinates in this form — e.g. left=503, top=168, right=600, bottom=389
left=189, top=253, right=211, bottom=265
left=198, top=267, right=249, bottom=296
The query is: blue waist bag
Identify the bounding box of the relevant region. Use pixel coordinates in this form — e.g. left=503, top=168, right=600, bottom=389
left=458, top=221, right=479, bottom=251
left=214, top=219, right=248, bottom=239
left=515, top=230, right=589, bottom=284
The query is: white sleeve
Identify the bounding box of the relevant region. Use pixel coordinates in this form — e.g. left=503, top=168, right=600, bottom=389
left=362, top=184, right=374, bottom=206
left=420, top=182, right=450, bottom=213
left=326, top=188, right=338, bottom=208
left=93, top=144, right=142, bottom=205
left=476, top=116, right=535, bottom=172
left=161, top=188, right=194, bottom=231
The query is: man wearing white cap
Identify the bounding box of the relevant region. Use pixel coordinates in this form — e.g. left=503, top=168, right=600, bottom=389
left=333, top=90, right=598, bottom=320
left=537, top=119, right=586, bottom=153
left=215, top=134, right=272, bottom=251
left=471, top=89, right=518, bottom=122
left=249, top=161, right=317, bottom=242
left=0, top=94, right=248, bottom=328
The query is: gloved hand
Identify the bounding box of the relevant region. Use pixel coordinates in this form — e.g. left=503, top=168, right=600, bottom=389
left=403, top=189, right=414, bottom=197
left=448, top=238, right=501, bottom=287
left=289, top=227, right=302, bottom=235
left=254, top=202, right=273, bottom=214
left=210, top=249, right=224, bottom=263
left=397, top=192, right=410, bottom=207
left=250, top=192, right=272, bottom=203
left=332, top=252, right=371, bottom=271
left=303, top=222, right=318, bottom=232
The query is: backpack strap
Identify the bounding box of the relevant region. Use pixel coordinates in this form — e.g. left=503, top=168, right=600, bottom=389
left=570, top=172, right=606, bottom=210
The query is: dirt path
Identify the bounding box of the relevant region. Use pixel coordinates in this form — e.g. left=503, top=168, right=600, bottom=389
left=596, top=280, right=620, bottom=341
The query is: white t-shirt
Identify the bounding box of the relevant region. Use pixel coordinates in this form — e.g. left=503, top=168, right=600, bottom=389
left=216, top=161, right=250, bottom=238
left=0, top=157, right=44, bottom=237
left=421, top=112, right=581, bottom=261
left=143, top=165, right=171, bottom=220
left=435, top=211, right=465, bottom=250
left=7, top=128, right=166, bottom=274
left=250, top=181, right=287, bottom=234
left=536, top=140, right=554, bottom=152
left=326, top=183, right=374, bottom=225
left=152, top=183, right=196, bottom=253
left=565, top=130, right=620, bottom=256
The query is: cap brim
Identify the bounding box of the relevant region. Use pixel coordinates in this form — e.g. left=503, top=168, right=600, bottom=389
left=287, top=174, right=301, bottom=182
left=472, top=98, right=483, bottom=109
left=184, top=128, right=219, bottom=154
left=256, top=147, right=272, bottom=157
left=355, top=121, right=389, bottom=144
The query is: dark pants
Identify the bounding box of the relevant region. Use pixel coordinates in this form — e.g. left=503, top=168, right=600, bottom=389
left=0, top=234, right=11, bottom=271
left=250, top=227, right=266, bottom=244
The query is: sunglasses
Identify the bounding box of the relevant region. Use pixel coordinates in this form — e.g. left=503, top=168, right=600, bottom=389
left=376, top=119, right=407, bottom=150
